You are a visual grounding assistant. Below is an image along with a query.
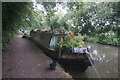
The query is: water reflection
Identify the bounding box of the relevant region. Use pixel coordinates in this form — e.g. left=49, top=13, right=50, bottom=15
left=91, top=49, right=106, bottom=62
left=65, top=42, right=118, bottom=78
left=86, top=42, right=118, bottom=78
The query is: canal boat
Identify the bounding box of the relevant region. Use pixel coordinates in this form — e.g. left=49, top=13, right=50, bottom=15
left=29, top=29, right=94, bottom=72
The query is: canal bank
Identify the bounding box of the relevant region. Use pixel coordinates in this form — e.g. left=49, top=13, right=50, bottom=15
left=2, top=34, right=72, bottom=78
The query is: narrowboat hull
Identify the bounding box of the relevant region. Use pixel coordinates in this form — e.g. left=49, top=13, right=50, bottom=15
left=29, top=36, right=93, bottom=72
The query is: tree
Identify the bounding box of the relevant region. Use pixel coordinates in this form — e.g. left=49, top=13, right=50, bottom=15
left=2, top=2, right=35, bottom=48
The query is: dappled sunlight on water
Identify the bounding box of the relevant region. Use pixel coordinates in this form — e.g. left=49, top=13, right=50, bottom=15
left=91, top=50, right=106, bottom=62
left=86, top=42, right=118, bottom=78
left=66, top=42, right=118, bottom=78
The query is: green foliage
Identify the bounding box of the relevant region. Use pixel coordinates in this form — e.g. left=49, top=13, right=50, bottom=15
left=2, top=2, right=35, bottom=49
left=2, top=31, right=14, bottom=48
left=39, top=2, right=119, bottom=36
left=2, top=2, right=120, bottom=49
left=59, top=34, right=85, bottom=49
left=83, top=31, right=119, bottom=46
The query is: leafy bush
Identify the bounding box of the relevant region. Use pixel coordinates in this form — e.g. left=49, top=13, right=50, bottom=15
left=82, top=31, right=119, bottom=46
left=2, top=31, right=14, bottom=49
left=2, top=3, right=34, bottom=49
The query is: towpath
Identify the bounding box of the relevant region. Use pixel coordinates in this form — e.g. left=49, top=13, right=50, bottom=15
left=2, top=34, right=72, bottom=78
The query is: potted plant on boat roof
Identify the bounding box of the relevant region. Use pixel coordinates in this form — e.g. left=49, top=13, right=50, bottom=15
left=56, top=33, right=85, bottom=51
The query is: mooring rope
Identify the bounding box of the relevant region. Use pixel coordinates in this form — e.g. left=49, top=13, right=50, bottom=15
left=86, top=50, right=101, bottom=80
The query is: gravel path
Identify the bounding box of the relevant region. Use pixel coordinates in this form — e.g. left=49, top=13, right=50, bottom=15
left=2, top=34, right=72, bottom=78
